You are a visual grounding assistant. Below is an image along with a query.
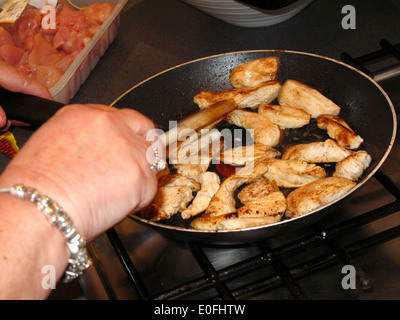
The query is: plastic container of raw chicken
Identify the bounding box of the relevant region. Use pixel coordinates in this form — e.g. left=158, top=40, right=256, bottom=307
left=49, top=0, right=127, bottom=103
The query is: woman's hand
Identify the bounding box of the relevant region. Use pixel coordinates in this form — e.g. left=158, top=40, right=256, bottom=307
left=0, top=104, right=159, bottom=240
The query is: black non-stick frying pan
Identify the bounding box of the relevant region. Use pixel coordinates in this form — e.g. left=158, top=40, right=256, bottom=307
left=0, top=50, right=396, bottom=244
left=112, top=50, right=397, bottom=244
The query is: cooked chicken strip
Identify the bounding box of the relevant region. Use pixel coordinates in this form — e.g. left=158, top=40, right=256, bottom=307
left=171, top=129, right=222, bottom=165
left=237, top=191, right=286, bottom=219
left=194, top=81, right=281, bottom=109
left=282, top=139, right=352, bottom=163
left=317, top=114, right=364, bottom=149
left=238, top=177, right=276, bottom=204
left=173, top=132, right=223, bottom=182
left=278, top=79, right=341, bottom=118
left=333, top=150, right=371, bottom=181
left=191, top=212, right=282, bottom=231
left=217, top=216, right=283, bottom=230
left=285, top=176, right=356, bottom=218
left=174, top=163, right=209, bottom=183
left=261, top=158, right=326, bottom=188
left=158, top=174, right=201, bottom=192
left=229, top=56, right=279, bottom=88
left=181, top=172, right=221, bottom=220
left=215, top=143, right=280, bottom=166
left=258, top=104, right=311, bottom=129
left=226, top=109, right=282, bottom=147
left=205, top=160, right=269, bottom=217
left=141, top=185, right=194, bottom=221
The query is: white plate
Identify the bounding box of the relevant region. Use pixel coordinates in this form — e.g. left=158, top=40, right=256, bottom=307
left=181, top=0, right=314, bottom=27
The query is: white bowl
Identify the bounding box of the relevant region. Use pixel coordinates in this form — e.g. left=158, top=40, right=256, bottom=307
left=180, top=0, right=314, bottom=27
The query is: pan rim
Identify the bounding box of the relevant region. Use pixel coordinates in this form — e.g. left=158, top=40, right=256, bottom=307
left=114, top=49, right=397, bottom=235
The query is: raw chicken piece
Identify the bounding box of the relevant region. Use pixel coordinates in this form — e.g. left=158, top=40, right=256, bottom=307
left=0, top=44, right=25, bottom=65
left=229, top=56, right=279, bottom=88
left=0, top=27, right=16, bottom=46
left=58, top=8, right=89, bottom=32
left=282, top=139, right=352, bottom=163
left=194, top=80, right=281, bottom=109
left=215, top=143, right=280, bottom=166
left=53, top=26, right=92, bottom=54
left=317, top=114, right=364, bottom=149
left=12, top=8, right=41, bottom=47
left=258, top=104, right=311, bottom=129
left=261, top=158, right=327, bottom=188
left=141, top=185, right=194, bottom=221
left=35, top=65, right=64, bottom=88
left=28, top=33, right=64, bottom=67
left=238, top=177, right=276, bottom=204
left=3, top=3, right=115, bottom=88
left=225, top=109, right=282, bottom=147
left=205, top=160, right=269, bottom=217
left=82, top=3, right=116, bottom=24
left=278, top=79, right=341, bottom=118
left=181, top=172, right=221, bottom=220
left=333, top=150, right=371, bottom=181
left=285, top=176, right=356, bottom=218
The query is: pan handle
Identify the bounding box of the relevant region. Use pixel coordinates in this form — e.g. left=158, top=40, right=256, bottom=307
left=0, top=88, right=65, bottom=127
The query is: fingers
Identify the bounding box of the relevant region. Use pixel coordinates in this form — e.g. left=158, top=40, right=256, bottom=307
left=0, top=61, right=52, bottom=100
left=0, top=106, right=7, bottom=128
left=118, top=108, right=156, bottom=136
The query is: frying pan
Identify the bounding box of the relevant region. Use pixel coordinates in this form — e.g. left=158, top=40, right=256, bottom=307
left=0, top=50, right=396, bottom=244
left=112, top=50, right=396, bottom=244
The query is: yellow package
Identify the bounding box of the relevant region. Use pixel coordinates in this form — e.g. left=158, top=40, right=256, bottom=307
left=0, top=0, right=30, bottom=23
left=0, top=131, right=19, bottom=158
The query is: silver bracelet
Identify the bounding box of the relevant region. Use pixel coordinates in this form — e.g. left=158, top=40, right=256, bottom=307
left=0, top=184, right=91, bottom=283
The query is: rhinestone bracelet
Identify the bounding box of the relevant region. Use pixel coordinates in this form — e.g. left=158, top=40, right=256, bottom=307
left=0, top=184, right=91, bottom=283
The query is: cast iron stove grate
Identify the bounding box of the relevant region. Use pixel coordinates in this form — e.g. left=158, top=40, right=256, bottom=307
left=89, top=40, right=400, bottom=300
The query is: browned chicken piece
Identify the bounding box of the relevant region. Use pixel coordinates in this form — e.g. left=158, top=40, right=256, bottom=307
left=261, top=158, right=327, bottom=188
left=141, top=185, right=194, bottom=221
left=317, top=114, right=364, bottom=149
left=215, top=143, right=280, bottom=166
left=237, top=191, right=287, bottom=219
left=333, top=150, right=371, bottom=181
left=226, top=109, right=282, bottom=147
left=205, top=160, right=269, bottom=217
left=194, top=80, right=281, bottom=109
left=229, top=56, right=279, bottom=88
left=158, top=173, right=201, bottom=191
left=238, top=177, right=276, bottom=204
left=191, top=212, right=279, bottom=230
left=171, top=129, right=222, bottom=165
left=191, top=213, right=236, bottom=230
left=285, top=176, right=357, bottom=218
left=217, top=216, right=283, bottom=230
left=258, top=104, right=311, bottom=129
left=181, top=172, right=221, bottom=220
left=173, top=132, right=223, bottom=183
left=282, top=139, right=352, bottom=163
left=174, top=163, right=209, bottom=183
left=278, top=79, right=341, bottom=118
